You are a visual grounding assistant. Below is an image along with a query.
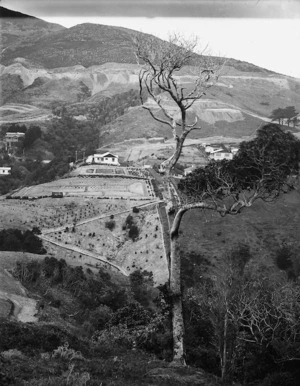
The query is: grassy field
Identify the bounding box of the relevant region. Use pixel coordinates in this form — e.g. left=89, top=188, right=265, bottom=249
left=179, top=188, right=300, bottom=269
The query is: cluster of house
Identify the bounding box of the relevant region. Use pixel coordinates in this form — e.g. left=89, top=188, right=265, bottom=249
left=84, top=144, right=239, bottom=177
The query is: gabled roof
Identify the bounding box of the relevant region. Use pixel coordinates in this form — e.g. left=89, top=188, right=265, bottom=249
left=93, top=152, right=118, bottom=158
left=101, top=152, right=118, bottom=158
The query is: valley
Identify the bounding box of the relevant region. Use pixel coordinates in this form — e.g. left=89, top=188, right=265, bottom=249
left=1, top=6, right=300, bottom=385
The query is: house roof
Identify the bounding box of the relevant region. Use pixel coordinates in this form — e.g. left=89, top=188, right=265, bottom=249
left=5, top=132, right=25, bottom=137
left=93, top=152, right=118, bottom=158
left=184, top=165, right=197, bottom=173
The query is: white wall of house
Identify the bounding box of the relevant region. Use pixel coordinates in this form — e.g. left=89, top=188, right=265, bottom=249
left=209, top=152, right=233, bottom=161
left=0, top=167, right=11, bottom=175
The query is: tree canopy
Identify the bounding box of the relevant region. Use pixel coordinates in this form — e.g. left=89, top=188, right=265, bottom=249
left=270, top=106, right=298, bottom=126
left=178, top=124, right=300, bottom=212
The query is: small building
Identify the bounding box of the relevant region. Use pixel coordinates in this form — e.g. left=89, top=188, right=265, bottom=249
left=206, top=144, right=234, bottom=161
left=86, top=152, right=120, bottom=166
left=4, top=132, right=25, bottom=150
left=0, top=167, right=11, bottom=176
left=209, top=150, right=233, bottom=161
left=51, top=192, right=65, bottom=198
left=171, top=165, right=185, bottom=178
left=184, top=165, right=197, bottom=176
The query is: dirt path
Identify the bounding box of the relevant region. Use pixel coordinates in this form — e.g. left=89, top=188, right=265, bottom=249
left=40, top=234, right=129, bottom=276
left=41, top=200, right=160, bottom=235
left=0, top=268, right=38, bottom=322
left=0, top=291, right=38, bottom=322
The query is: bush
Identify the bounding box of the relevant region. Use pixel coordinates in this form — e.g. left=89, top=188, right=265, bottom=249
left=105, top=219, right=115, bottom=231
left=132, top=206, right=140, bottom=213
left=128, top=225, right=139, bottom=241
left=0, top=228, right=46, bottom=254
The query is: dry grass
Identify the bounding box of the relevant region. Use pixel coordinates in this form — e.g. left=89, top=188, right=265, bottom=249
left=179, top=189, right=300, bottom=267
left=46, top=205, right=168, bottom=285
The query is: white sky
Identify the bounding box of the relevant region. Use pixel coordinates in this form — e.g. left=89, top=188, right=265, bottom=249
left=2, top=1, right=300, bottom=78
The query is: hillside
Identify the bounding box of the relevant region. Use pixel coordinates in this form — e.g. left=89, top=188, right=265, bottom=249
left=1, top=6, right=300, bottom=145
left=0, top=6, right=65, bottom=53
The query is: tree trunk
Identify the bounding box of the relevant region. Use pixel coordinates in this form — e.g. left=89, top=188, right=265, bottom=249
left=169, top=228, right=186, bottom=366
left=221, top=311, right=228, bottom=381
left=161, top=133, right=188, bottom=173
left=168, top=202, right=215, bottom=365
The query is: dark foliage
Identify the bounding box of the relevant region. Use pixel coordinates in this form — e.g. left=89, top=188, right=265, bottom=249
left=178, top=124, right=300, bottom=202
left=132, top=206, right=140, bottom=213
left=0, top=320, right=86, bottom=355
left=123, top=214, right=140, bottom=241
left=0, top=228, right=46, bottom=254
left=23, top=125, right=42, bottom=149
left=14, top=256, right=128, bottom=321
left=105, top=219, right=116, bottom=231
left=275, top=243, right=300, bottom=280
left=270, top=106, right=298, bottom=126
left=109, top=302, right=152, bottom=328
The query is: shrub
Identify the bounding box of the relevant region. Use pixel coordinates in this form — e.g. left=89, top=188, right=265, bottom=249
left=52, top=343, right=84, bottom=361
left=128, top=225, right=139, bottom=241
left=132, top=206, right=140, bottom=213
left=105, top=219, right=115, bottom=231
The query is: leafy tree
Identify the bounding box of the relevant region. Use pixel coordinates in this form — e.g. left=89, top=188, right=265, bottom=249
left=270, top=107, right=285, bottom=125
left=105, top=219, right=116, bottom=231
left=285, top=106, right=298, bottom=127
left=270, top=106, right=298, bottom=127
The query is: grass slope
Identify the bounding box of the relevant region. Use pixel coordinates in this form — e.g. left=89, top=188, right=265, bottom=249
left=179, top=189, right=300, bottom=269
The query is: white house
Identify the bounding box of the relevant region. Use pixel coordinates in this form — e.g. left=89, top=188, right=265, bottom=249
left=86, top=152, right=120, bottom=166
left=205, top=144, right=236, bottom=161
left=209, top=149, right=233, bottom=161
left=0, top=167, right=11, bottom=176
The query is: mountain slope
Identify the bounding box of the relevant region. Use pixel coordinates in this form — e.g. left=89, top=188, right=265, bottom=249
left=1, top=22, right=139, bottom=68
left=1, top=6, right=300, bottom=141
left=0, top=6, right=65, bottom=54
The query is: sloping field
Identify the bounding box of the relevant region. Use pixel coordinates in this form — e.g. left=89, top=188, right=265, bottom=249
left=45, top=204, right=168, bottom=285
left=0, top=197, right=146, bottom=230
left=10, top=176, right=154, bottom=199
left=0, top=103, right=50, bottom=123
left=0, top=196, right=168, bottom=284
left=179, top=189, right=300, bottom=268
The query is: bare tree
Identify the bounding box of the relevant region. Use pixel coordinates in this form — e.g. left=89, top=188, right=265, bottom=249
left=135, top=34, right=221, bottom=174
left=135, top=34, right=300, bottom=366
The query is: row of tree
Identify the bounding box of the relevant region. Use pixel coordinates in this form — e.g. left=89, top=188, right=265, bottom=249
left=270, top=106, right=299, bottom=127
